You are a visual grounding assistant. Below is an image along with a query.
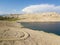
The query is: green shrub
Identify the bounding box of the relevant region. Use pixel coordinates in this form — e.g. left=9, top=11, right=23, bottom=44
left=0, top=16, right=19, bottom=21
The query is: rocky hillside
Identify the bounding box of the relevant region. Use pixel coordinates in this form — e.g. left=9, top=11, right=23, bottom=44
left=18, top=12, right=60, bottom=22
left=0, top=21, right=60, bottom=45
left=1, top=12, right=60, bottom=22
left=0, top=12, right=60, bottom=45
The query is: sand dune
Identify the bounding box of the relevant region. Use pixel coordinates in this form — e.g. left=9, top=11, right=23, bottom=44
left=0, top=21, right=60, bottom=45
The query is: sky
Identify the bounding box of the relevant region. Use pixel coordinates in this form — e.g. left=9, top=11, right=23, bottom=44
left=0, top=0, right=60, bottom=14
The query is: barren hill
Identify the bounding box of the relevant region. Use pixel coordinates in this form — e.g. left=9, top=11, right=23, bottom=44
left=17, top=12, right=60, bottom=22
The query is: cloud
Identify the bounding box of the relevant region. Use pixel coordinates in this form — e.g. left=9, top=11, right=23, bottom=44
left=22, top=4, right=60, bottom=13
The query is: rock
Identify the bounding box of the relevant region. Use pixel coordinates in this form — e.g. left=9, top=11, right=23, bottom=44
left=0, top=21, right=60, bottom=45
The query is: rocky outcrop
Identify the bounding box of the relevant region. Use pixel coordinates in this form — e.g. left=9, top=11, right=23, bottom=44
left=0, top=21, right=60, bottom=45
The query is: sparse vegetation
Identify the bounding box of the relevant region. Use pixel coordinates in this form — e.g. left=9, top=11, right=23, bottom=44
left=0, top=16, right=20, bottom=21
